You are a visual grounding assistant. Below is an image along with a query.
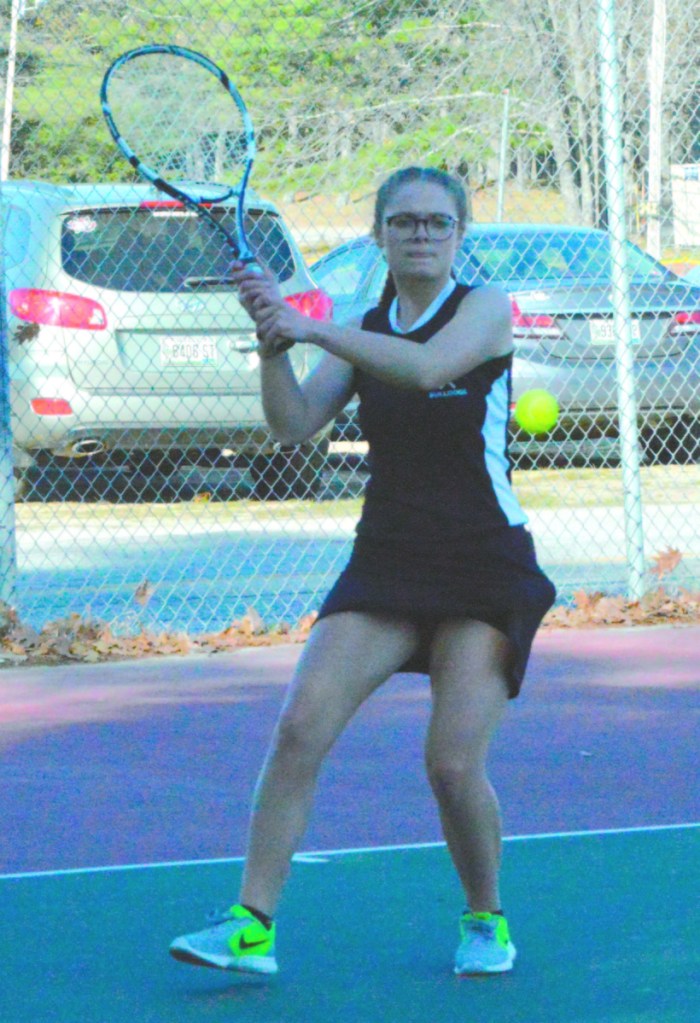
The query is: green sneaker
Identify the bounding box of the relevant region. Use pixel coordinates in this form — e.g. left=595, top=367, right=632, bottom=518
left=454, top=911, right=516, bottom=975
left=169, top=904, right=278, bottom=974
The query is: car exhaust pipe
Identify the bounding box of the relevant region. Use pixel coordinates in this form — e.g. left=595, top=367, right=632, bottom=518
left=70, top=438, right=105, bottom=457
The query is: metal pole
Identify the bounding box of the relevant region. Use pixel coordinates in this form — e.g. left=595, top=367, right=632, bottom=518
left=645, top=0, right=666, bottom=259
left=1, top=0, right=23, bottom=181
left=0, top=2, right=22, bottom=605
left=496, top=89, right=509, bottom=223
left=596, top=0, right=647, bottom=600
left=0, top=216, right=18, bottom=608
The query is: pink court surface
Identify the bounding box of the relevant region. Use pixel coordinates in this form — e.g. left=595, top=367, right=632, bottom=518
left=0, top=623, right=698, bottom=1023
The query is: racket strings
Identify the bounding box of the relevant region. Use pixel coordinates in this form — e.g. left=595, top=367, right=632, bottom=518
left=105, top=53, right=249, bottom=190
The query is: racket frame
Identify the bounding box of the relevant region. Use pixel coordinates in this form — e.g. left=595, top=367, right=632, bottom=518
left=101, top=43, right=295, bottom=352
left=100, top=43, right=257, bottom=265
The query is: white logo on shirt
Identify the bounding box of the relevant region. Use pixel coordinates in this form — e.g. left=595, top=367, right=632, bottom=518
left=428, top=381, right=468, bottom=399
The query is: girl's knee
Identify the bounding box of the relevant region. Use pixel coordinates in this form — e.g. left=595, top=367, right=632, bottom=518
left=425, top=748, right=487, bottom=800
left=273, top=705, right=330, bottom=764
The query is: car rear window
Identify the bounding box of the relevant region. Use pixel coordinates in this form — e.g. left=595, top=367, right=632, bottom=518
left=61, top=206, right=296, bottom=291
left=313, top=243, right=379, bottom=298
left=2, top=205, right=31, bottom=268
left=461, top=231, right=669, bottom=283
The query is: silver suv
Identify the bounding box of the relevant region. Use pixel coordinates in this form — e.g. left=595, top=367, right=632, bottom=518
left=1, top=180, right=332, bottom=499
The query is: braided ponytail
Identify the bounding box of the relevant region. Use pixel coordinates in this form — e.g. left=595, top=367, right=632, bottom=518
left=377, top=271, right=397, bottom=313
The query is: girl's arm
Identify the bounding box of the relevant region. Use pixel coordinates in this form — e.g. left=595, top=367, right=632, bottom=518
left=258, top=347, right=356, bottom=446
left=254, top=284, right=514, bottom=391
left=231, top=263, right=356, bottom=445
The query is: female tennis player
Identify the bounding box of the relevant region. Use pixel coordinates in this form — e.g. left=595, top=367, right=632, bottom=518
left=169, top=166, right=556, bottom=977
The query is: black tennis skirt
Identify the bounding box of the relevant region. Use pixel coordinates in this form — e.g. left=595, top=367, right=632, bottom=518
left=316, top=525, right=556, bottom=699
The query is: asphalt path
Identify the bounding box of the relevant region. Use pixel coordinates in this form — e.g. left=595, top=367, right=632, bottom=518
left=14, top=499, right=700, bottom=635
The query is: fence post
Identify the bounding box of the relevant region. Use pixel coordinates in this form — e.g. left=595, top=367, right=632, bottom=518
left=645, top=0, right=666, bottom=259
left=496, top=88, right=510, bottom=223
left=596, top=0, right=647, bottom=601
left=0, top=210, right=18, bottom=608
left=1, top=0, right=23, bottom=182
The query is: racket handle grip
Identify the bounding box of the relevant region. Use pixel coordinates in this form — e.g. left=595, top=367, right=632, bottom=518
left=238, top=258, right=292, bottom=354
left=239, top=256, right=264, bottom=275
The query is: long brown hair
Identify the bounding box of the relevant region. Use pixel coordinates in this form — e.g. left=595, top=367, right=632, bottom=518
left=373, top=167, right=469, bottom=312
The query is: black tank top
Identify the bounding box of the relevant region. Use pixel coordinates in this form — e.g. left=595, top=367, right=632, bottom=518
left=354, top=283, right=528, bottom=547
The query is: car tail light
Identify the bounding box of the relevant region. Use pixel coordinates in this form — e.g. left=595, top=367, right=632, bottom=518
left=139, top=200, right=185, bottom=209
left=671, top=310, right=700, bottom=333
left=9, top=289, right=107, bottom=330
left=284, top=289, right=334, bottom=321
left=510, top=298, right=559, bottom=335
left=30, top=398, right=74, bottom=416
left=139, top=200, right=216, bottom=210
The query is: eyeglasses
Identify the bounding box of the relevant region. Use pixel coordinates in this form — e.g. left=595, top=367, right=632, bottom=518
left=384, top=213, right=457, bottom=241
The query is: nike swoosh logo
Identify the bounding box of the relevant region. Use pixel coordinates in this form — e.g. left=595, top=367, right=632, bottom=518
left=239, top=936, right=269, bottom=951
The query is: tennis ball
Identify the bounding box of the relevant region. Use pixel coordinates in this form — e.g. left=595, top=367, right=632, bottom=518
left=514, top=389, right=559, bottom=435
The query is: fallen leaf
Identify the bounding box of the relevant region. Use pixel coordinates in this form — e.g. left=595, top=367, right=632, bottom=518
left=590, top=596, right=629, bottom=624
left=1, top=581, right=698, bottom=669
left=295, top=612, right=318, bottom=633
left=239, top=607, right=266, bottom=635
left=573, top=590, right=604, bottom=611
left=650, top=547, right=683, bottom=580
left=134, top=581, right=156, bottom=607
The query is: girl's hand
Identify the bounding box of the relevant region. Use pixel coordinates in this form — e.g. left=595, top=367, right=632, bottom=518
left=255, top=301, right=313, bottom=348
left=230, top=260, right=315, bottom=358
left=230, top=260, right=281, bottom=321
left=255, top=324, right=295, bottom=360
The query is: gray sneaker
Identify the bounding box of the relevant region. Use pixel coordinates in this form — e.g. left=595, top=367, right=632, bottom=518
left=454, top=912, right=516, bottom=975
left=169, top=904, right=278, bottom=974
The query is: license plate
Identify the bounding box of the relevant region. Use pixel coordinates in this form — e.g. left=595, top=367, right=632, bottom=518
left=589, top=319, right=641, bottom=344
left=159, top=337, right=218, bottom=366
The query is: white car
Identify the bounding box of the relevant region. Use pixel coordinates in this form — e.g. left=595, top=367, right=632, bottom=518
left=2, top=179, right=333, bottom=499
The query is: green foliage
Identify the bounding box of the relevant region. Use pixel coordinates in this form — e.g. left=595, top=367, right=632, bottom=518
left=1, top=0, right=528, bottom=200
left=4, top=0, right=696, bottom=220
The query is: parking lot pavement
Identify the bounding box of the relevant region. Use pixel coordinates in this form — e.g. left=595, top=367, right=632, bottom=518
left=12, top=493, right=700, bottom=636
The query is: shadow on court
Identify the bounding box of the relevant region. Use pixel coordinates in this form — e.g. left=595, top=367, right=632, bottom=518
left=2, top=829, right=698, bottom=1023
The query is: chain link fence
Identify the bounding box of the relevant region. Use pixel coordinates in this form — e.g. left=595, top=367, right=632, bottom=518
left=1, top=0, right=698, bottom=638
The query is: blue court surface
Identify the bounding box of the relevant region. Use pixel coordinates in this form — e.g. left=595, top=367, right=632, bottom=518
left=2, top=824, right=698, bottom=1023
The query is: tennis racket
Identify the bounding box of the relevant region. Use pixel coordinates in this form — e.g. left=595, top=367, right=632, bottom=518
left=100, top=43, right=294, bottom=349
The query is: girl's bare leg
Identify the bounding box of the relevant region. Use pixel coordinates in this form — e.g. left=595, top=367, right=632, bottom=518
left=239, top=612, right=420, bottom=916
left=425, top=620, right=510, bottom=913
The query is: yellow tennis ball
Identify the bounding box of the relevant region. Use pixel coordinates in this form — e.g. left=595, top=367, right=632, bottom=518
left=514, top=389, right=559, bottom=435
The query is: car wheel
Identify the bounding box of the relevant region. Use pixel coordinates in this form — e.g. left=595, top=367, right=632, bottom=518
left=13, top=468, right=29, bottom=502
left=641, top=416, right=699, bottom=466
left=250, top=438, right=329, bottom=500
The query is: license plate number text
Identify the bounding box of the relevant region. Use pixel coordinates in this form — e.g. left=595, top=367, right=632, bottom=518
left=160, top=338, right=218, bottom=366
left=589, top=319, right=641, bottom=344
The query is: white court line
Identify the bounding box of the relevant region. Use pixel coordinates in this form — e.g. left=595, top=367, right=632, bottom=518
left=1, top=821, right=697, bottom=883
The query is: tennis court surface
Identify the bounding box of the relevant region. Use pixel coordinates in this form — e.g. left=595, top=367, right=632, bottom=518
left=2, top=827, right=698, bottom=1023
left=1, top=624, right=698, bottom=1022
